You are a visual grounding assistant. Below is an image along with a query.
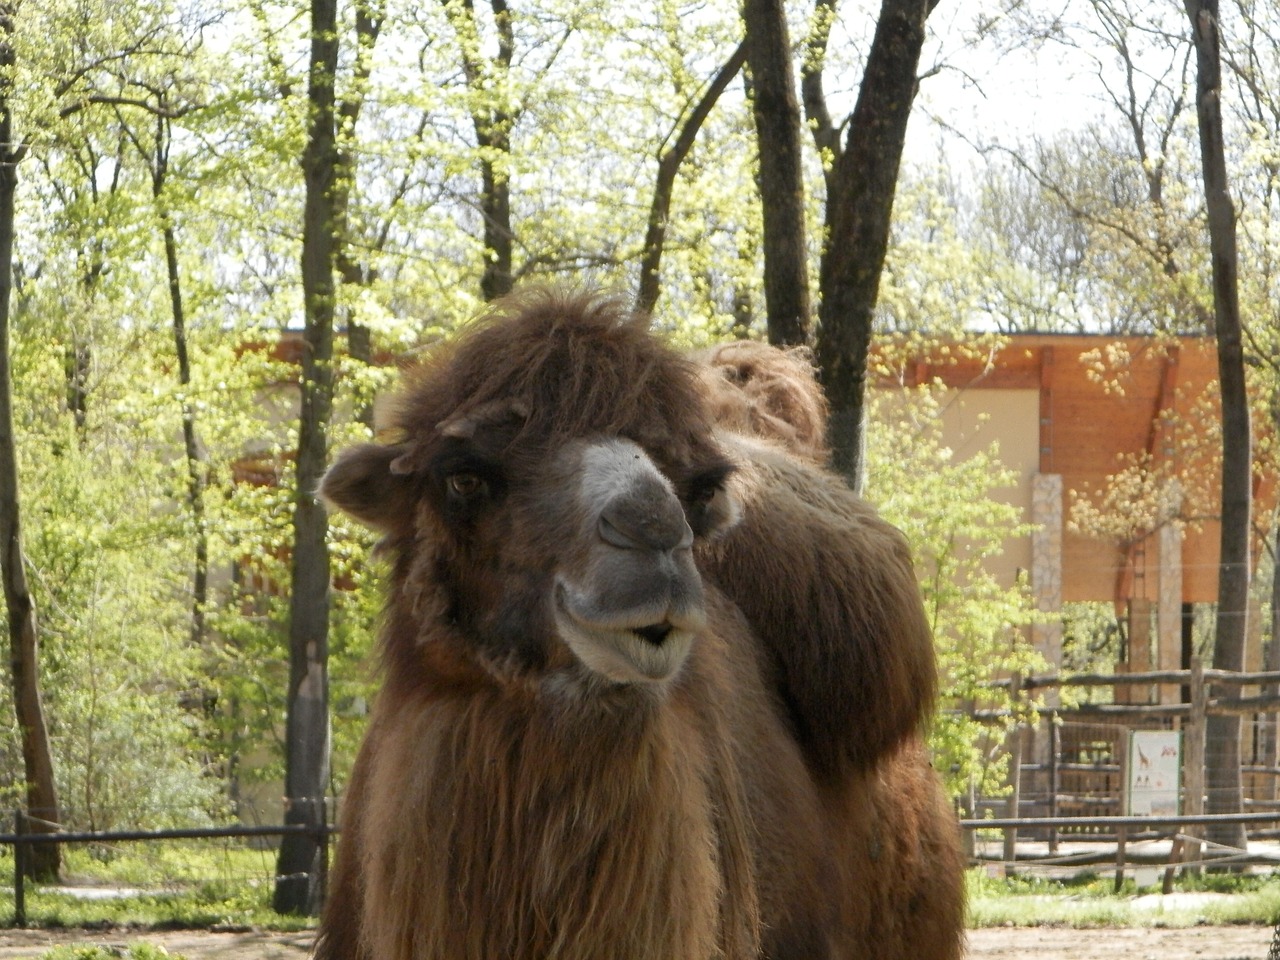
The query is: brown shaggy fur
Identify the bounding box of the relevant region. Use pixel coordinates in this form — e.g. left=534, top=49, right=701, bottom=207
left=314, top=290, right=964, bottom=960
left=701, top=430, right=939, bottom=775
left=693, top=340, right=829, bottom=462
left=691, top=345, right=965, bottom=955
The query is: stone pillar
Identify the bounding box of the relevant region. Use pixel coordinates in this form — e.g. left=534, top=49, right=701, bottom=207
left=1126, top=597, right=1154, bottom=704
left=1157, top=518, right=1183, bottom=704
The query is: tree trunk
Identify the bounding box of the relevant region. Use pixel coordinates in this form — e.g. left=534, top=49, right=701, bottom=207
left=63, top=340, right=90, bottom=437
left=152, top=118, right=209, bottom=647
left=811, top=0, right=938, bottom=490
left=742, top=0, right=811, bottom=346
left=1185, top=0, right=1250, bottom=855
left=1266, top=498, right=1280, bottom=801
left=333, top=0, right=383, bottom=428
left=478, top=147, right=513, bottom=301
left=637, top=42, right=747, bottom=317
left=445, top=0, right=516, bottom=302
left=274, top=0, right=338, bottom=916
left=0, top=2, right=61, bottom=882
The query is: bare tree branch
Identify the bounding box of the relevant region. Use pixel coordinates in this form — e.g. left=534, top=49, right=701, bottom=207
left=637, top=41, right=747, bottom=316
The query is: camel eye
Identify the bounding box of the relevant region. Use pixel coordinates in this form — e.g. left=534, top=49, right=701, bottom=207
left=689, top=484, right=717, bottom=506
left=431, top=447, right=505, bottom=519
left=447, top=473, right=487, bottom=500
left=683, top=464, right=737, bottom=538
left=685, top=464, right=733, bottom=506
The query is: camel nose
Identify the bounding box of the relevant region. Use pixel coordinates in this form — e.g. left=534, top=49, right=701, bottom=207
left=598, top=485, right=693, bottom=553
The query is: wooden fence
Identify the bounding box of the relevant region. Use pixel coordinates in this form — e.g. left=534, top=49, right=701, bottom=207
left=959, top=810, right=1280, bottom=892
left=982, top=662, right=1280, bottom=794
left=964, top=659, right=1280, bottom=882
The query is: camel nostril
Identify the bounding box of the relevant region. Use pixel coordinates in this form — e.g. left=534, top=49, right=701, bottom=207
left=598, top=485, right=694, bottom=553
left=599, top=515, right=637, bottom=550
left=632, top=622, right=673, bottom=646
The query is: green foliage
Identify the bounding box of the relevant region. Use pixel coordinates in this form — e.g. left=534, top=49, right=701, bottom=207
left=878, top=167, right=989, bottom=336
left=0, top=291, right=225, bottom=830
left=866, top=386, right=1047, bottom=800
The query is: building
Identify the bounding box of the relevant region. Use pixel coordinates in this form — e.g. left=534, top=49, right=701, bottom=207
left=875, top=332, right=1274, bottom=698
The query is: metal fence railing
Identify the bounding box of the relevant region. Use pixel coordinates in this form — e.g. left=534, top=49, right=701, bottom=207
left=0, top=814, right=333, bottom=927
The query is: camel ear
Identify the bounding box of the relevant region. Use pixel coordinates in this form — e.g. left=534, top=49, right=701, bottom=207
left=321, top=443, right=416, bottom=532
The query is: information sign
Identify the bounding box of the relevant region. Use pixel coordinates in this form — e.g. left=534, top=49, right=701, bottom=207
left=1126, top=730, right=1181, bottom=817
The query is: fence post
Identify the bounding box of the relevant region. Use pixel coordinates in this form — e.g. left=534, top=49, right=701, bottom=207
left=13, top=810, right=26, bottom=928
left=1162, top=836, right=1184, bottom=894
left=317, top=796, right=329, bottom=911
left=1115, top=727, right=1130, bottom=892
left=1114, top=824, right=1128, bottom=893
left=1184, top=657, right=1206, bottom=873
left=1003, top=673, right=1024, bottom=871
left=1048, top=713, right=1060, bottom=854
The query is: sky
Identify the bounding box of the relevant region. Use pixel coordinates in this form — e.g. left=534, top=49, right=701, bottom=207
left=906, top=0, right=1131, bottom=164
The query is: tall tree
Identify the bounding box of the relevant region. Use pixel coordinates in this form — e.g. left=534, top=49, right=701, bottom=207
left=637, top=41, right=747, bottom=316
left=742, top=0, right=810, bottom=345
left=153, top=115, right=210, bottom=647
left=1224, top=0, right=1280, bottom=789
left=1185, top=0, right=1251, bottom=854
left=275, top=0, right=339, bottom=915
left=0, top=0, right=61, bottom=881
left=333, top=0, right=382, bottom=397
left=805, top=0, right=941, bottom=489
left=107, top=78, right=210, bottom=648
left=443, top=0, right=517, bottom=302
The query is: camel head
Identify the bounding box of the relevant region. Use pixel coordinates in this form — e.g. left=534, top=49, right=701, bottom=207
left=320, top=290, right=739, bottom=688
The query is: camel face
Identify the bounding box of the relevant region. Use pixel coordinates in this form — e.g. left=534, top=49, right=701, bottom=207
left=321, top=291, right=737, bottom=689
left=411, top=425, right=725, bottom=686
left=551, top=438, right=706, bottom=683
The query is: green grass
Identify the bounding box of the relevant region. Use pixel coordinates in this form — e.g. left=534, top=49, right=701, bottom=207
left=2, top=844, right=1278, bottom=933
left=0, top=884, right=314, bottom=931
left=40, top=843, right=278, bottom=890
left=37, top=947, right=187, bottom=960
left=0, top=844, right=316, bottom=932
left=966, top=867, right=1280, bottom=928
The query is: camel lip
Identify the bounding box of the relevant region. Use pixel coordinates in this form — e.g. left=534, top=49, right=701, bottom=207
left=551, top=582, right=695, bottom=683
left=552, top=579, right=702, bottom=638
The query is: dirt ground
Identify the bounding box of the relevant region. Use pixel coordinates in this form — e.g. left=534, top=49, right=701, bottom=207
left=967, top=924, right=1272, bottom=959
left=0, top=925, right=1272, bottom=959
left=0, top=929, right=313, bottom=959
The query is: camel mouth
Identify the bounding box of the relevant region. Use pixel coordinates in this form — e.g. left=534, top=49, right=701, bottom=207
left=552, top=582, right=696, bottom=684
left=632, top=622, right=674, bottom=646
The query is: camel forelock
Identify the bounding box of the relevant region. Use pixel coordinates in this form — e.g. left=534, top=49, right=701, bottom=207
left=383, top=288, right=723, bottom=475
